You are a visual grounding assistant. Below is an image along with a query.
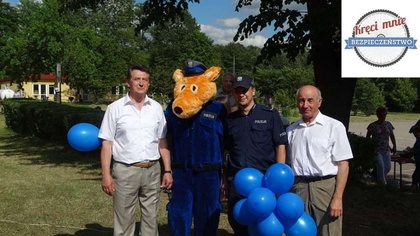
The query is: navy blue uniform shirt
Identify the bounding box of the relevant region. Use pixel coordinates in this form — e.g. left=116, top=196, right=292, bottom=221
left=165, top=100, right=227, bottom=170
left=224, top=104, right=287, bottom=176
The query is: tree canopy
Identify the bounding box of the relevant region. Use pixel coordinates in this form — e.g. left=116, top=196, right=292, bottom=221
left=0, top=0, right=419, bottom=123
left=139, top=0, right=357, bottom=128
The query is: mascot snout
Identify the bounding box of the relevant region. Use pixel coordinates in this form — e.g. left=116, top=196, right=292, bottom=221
left=174, top=106, right=183, bottom=115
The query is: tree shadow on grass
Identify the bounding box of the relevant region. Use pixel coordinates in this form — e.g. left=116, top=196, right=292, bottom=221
left=54, top=222, right=233, bottom=236
left=54, top=223, right=112, bottom=236
left=0, top=132, right=102, bottom=174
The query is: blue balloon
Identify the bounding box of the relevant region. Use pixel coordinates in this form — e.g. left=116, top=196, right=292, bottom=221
left=234, top=168, right=264, bottom=197
left=257, top=213, right=284, bottom=236
left=247, top=187, right=277, bottom=219
left=67, top=123, right=101, bottom=152
left=284, top=212, right=317, bottom=236
left=263, top=163, right=294, bottom=195
left=275, top=192, right=304, bottom=223
left=233, top=199, right=259, bottom=225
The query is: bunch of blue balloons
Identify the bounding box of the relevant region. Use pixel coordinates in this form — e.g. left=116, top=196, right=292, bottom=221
left=67, top=123, right=102, bottom=152
left=233, top=163, right=317, bottom=236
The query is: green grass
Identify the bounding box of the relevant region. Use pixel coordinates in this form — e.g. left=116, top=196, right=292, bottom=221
left=0, top=114, right=231, bottom=235
left=350, top=112, right=420, bottom=122
left=1, top=113, right=420, bottom=235
left=288, top=111, right=420, bottom=123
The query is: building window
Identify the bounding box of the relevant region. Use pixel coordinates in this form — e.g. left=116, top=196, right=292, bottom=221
left=49, top=85, right=55, bottom=95
left=33, top=84, right=47, bottom=97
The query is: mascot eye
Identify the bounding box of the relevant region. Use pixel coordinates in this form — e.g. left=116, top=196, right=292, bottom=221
left=190, top=84, right=198, bottom=93
left=180, top=85, right=186, bottom=91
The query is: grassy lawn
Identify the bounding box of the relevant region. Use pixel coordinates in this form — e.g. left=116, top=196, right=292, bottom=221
left=287, top=111, right=420, bottom=123
left=0, top=113, right=420, bottom=236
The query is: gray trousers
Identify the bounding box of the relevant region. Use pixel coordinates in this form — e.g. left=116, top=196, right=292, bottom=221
left=112, top=162, right=161, bottom=236
left=292, top=177, right=342, bottom=236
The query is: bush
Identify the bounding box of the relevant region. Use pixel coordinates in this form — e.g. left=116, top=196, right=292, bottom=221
left=2, top=99, right=104, bottom=143
left=347, top=132, right=377, bottom=179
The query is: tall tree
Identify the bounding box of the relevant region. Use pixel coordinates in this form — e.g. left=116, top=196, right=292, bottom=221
left=2, top=0, right=148, bottom=100
left=145, top=11, right=217, bottom=97
left=217, top=42, right=260, bottom=75
left=352, top=79, right=385, bottom=116
left=387, top=79, right=417, bottom=112
left=0, top=0, right=18, bottom=79
left=3, top=0, right=66, bottom=83
left=140, top=0, right=356, bottom=129
left=61, top=0, right=148, bottom=100
left=235, top=0, right=355, bottom=128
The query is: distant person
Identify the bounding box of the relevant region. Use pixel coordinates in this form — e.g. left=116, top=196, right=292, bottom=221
left=366, top=106, right=396, bottom=185
left=409, top=120, right=420, bottom=133
left=404, top=125, right=420, bottom=192
left=286, top=85, right=353, bottom=236
left=223, top=74, right=287, bottom=235
left=216, top=72, right=237, bottom=113
left=14, top=90, right=20, bottom=98
left=99, top=64, right=172, bottom=236
left=21, top=88, right=26, bottom=98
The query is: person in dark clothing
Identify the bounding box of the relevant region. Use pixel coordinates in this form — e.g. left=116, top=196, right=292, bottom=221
left=223, top=74, right=287, bottom=235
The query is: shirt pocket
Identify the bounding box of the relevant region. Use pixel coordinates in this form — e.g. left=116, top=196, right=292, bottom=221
left=251, top=124, right=271, bottom=144
left=199, top=117, right=216, bottom=138
left=309, top=137, right=331, bottom=156
left=138, top=119, right=161, bottom=141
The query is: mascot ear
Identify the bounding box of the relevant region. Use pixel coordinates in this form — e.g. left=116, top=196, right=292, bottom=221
left=173, top=69, right=184, bottom=82
left=203, top=66, right=221, bottom=82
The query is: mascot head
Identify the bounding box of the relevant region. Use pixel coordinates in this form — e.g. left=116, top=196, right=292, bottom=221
left=172, top=60, right=221, bottom=119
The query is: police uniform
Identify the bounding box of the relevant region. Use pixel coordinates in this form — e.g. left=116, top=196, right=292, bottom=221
left=225, top=103, right=287, bottom=177
left=165, top=86, right=227, bottom=234
left=224, top=103, right=287, bottom=235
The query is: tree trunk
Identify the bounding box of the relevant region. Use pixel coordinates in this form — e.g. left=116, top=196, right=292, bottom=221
left=307, top=0, right=356, bottom=130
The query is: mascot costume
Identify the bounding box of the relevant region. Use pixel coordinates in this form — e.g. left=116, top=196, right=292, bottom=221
left=165, top=60, right=227, bottom=236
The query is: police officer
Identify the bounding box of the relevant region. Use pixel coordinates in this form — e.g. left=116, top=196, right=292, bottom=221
left=223, top=75, right=287, bottom=236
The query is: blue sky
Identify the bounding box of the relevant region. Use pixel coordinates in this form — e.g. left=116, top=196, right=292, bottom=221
left=4, top=0, right=306, bottom=48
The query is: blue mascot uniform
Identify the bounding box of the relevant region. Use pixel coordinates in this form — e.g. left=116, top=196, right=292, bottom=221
left=165, top=61, right=227, bottom=236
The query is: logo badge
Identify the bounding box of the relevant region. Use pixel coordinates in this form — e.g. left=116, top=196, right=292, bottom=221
left=344, top=9, right=417, bottom=67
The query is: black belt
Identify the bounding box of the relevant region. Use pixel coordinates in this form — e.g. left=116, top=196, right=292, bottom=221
left=171, top=163, right=222, bottom=172
left=295, top=175, right=336, bottom=182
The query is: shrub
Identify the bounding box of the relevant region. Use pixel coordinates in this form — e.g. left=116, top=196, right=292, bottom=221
left=2, top=99, right=104, bottom=143
left=347, top=132, right=377, bottom=179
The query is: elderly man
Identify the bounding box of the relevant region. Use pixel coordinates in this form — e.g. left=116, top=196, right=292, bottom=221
left=286, top=85, right=353, bottom=236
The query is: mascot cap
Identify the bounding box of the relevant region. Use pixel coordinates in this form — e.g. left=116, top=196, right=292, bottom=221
left=184, top=60, right=207, bottom=76
left=232, top=75, right=254, bottom=89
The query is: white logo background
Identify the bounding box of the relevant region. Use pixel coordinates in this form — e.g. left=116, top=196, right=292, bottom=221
left=342, top=0, right=420, bottom=78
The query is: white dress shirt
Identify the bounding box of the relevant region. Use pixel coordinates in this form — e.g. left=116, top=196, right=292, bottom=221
left=99, top=94, right=167, bottom=164
left=286, top=112, right=353, bottom=176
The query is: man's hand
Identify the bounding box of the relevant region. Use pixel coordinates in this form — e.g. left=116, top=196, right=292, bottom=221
left=160, top=172, right=173, bottom=190
left=329, top=196, right=343, bottom=218
left=101, top=174, right=115, bottom=196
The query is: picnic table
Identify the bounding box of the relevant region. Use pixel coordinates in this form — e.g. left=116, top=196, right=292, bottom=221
left=391, top=152, right=415, bottom=189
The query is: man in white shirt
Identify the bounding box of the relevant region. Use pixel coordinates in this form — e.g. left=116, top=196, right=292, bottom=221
left=99, top=64, right=173, bottom=236
left=286, top=85, right=353, bottom=236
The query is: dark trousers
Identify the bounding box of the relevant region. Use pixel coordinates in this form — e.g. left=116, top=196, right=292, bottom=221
left=412, top=161, right=420, bottom=187
left=167, top=169, right=222, bottom=236
left=227, top=181, right=250, bottom=236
